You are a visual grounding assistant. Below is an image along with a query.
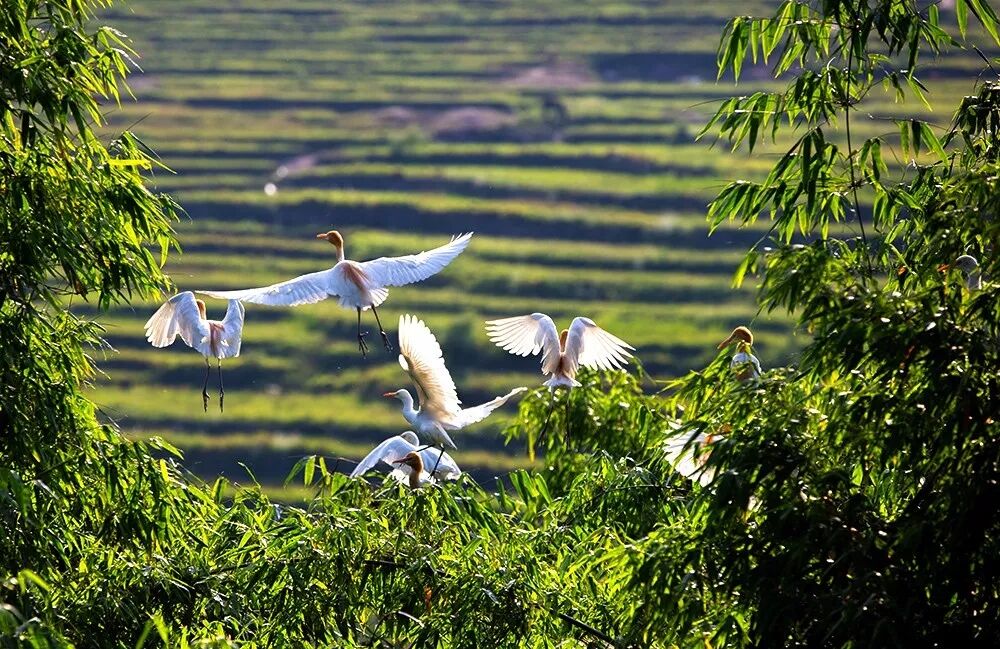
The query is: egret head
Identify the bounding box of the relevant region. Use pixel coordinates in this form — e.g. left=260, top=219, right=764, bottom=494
left=393, top=451, right=424, bottom=473
left=195, top=299, right=207, bottom=319
left=559, top=328, right=569, bottom=350
left=316, top=230, right=344, bottom=250
left=718, top=326, right=754, bottom=350
left=383, top=389, right=405, bottom=400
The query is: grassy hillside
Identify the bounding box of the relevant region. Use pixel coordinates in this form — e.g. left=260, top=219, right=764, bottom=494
left=89, top=0, right=985, bottom=492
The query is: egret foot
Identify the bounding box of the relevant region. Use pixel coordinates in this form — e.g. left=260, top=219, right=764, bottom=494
left=370, top=305, right=392, bottom=353
left=202, top=390, right=210, bottom=412
left=357, top=331, right=370, bottom=356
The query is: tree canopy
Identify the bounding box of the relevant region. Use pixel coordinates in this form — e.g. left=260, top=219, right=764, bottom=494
left=4, top=0, right=1000, bottom=647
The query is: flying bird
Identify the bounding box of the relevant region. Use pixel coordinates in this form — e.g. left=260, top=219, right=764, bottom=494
left=350, top=431, right=461, bottom=481
left=144, top=291, right=244, bottom=412
left=484, top=313, right=634, bottom=387
left=197, top=231, right=473, bottom=356
left=718, top=326, right=762, bottom=382
left=384, top=314, right=526, bottom=469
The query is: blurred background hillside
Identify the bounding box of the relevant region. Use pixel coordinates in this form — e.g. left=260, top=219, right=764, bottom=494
left=86, top=0, right=983, bottom=494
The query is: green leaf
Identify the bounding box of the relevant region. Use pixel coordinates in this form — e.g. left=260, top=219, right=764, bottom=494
left=957, top=0, right=969, bottom=38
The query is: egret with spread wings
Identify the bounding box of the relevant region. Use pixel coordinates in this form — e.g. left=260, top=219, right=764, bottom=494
left=198, top=231, right=473, bottom=356
left=384, top=314, right=526, bottom=472
left=144, top=291, right=244, bottom=412
left=350, top=431, right=460, bottom=482
left=485, top=313, right=634, bottom=388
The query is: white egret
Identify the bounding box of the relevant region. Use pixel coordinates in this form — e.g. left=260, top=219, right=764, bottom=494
left=484, top=313, right=634, bottom=387
left=391, top=452, right=433, bottom=490
left=350, top=431, right=460, bottom=481
left=954, top=254, right=982, bottom=290
left=384, top=313, right=526, bottom=475
left=718, top=326, right=762, bottom=382
left=663, top=427, right=723, bottom=486
left=198, top=231, right=473, bottom=356
left=144, top=291, right=245, bottom=412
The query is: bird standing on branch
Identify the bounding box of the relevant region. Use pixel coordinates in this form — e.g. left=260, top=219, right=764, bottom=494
left=718, top=326, right=762, bottom=382
left=350, top=431, right=460, bottom=481
left=391, top=452, right=433, bottom=490
left=954, top=254, right=983, bottom=290
left=144, top=291, right=244, bottom=412
left=198, top=231, right=473, bottom=356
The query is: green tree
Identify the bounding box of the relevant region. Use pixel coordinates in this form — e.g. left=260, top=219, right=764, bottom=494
left=0, top=0, right=189, bottom=642
left=6, top=0, right=1000, bottom=647
left=609, top=0, right=1000, bottom=646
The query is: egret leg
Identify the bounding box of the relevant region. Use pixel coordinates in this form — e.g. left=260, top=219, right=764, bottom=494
left=536, top=399, right=557, bottom=449
left=429, top=445, right=445, bottom=477
left=370, top=304, right=393, bottom=352
left=356, top=307, right=369, bottom=356
left=217, top=359, right=225, bottom=413
left=562, top=391, right=571, bottom=439
left=201, top=358, right=211, bottom=412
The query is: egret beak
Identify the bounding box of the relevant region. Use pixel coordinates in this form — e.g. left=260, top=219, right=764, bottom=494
left=717, top=332, right=738, bottom=349
left=382, top=391, right=396, bottom=398
left=316, top=233, right=327, bottom=239
left=937, top=263, right=951, bottom=272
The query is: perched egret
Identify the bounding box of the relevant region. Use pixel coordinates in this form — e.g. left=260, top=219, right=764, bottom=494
left=144, top=291, right=244, bottom=412
left=663, top=427, right=722, bottom=486
left=391, top=452, right=433, bottom=490
left=955, top=254, right=982, bottom=290
left=384, top=313, right=526, bottom=473
left=718, top=326, right=762, bottom=382
left=484, top=313, right=634, bottom=387
left=350, top=431, right=460, bottom=481
left=198, top=231, right=473, bottom=356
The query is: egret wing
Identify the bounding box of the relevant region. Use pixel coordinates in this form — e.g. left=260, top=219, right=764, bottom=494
left=217, top=300, right=245, bottom=358
left=397, top=314, right=460, bottom=418
left=418, top=447, right=461, bottom=480
left=564, top=317, right=634, bottom=373
left=197, top=268, right=339, bottom=307
left=349, top=435, right=419, bottom=478
left=485, top=313, right=561, bottom=374
left=144, top=292, right=212, bottom=355
left=359, top=233, right=472, bottom=288
left=452, top=387, right=527, bottom=428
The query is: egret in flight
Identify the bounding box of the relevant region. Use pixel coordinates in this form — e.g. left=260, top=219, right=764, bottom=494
left=350, top=431, right=460, bottom=481
left=198, top=231, right=473, bottom=356
left=484, top=313, right=634, bottom=387
left=144, top=291, right=244, bottom=412
left=718, top=326, right=762, bottom=382
left=384, top=314, right=526, bottom=472
left=485, top=313, right=633, bottom=444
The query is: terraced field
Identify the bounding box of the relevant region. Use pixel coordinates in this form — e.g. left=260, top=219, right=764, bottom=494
left=89, top=0, right=990, bottom=492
